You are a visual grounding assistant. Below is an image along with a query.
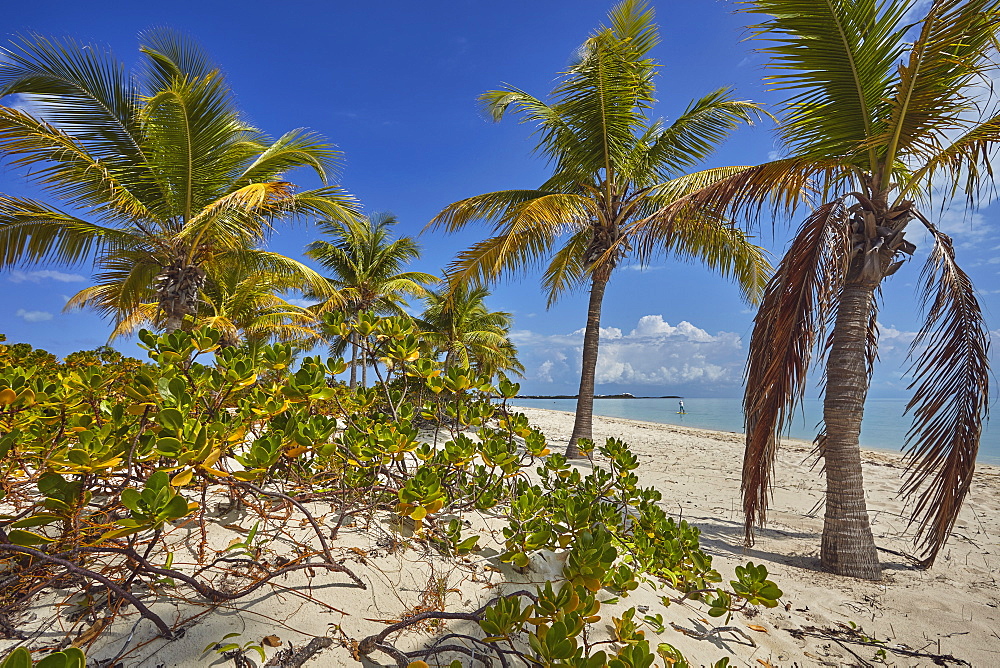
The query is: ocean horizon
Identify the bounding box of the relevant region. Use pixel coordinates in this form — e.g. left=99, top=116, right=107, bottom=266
left=507, top=396, right=1000, bottom=465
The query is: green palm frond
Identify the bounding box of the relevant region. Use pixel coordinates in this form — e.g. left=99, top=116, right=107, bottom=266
left=0, top=195, right=143, bottom=265
left=541, top=229, right=592, bottom=306
left=234, top=129, right=342, bottom=186
left=0, top=33, right=147, bottom=169
left=906, top=111, right=1000, bottom=204
left=636, top=88, right=770, bottom=181
left=0, top=106, right=154, bottom=221
left=427, top=189, right=567, bottom=233
left=744, top=0, right=912, bottom=164
left=138, top=28, right=217, bottom=89
left=141, top=72, right=253, bottom=222
left=876, top=0, right=1000, bottom=177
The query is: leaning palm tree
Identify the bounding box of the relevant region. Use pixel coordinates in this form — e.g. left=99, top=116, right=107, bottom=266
left=416, top=283, right=524, bottom=381
left=429, top=0, right=772, bottom=456
left=306, top=213, right=436, bottom=387
left=0, top=30, right=357, bottom=333
left=731, top=0, right=996, bottom=579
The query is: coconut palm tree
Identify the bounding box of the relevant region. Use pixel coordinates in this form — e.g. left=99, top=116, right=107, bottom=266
left=429, top=0, right=772, bottom=456
left=734, top=0, right=997, bottom=579
left=0, top=30, right=357, bottom=334
left=87, top=261, right=320, bottom=349
left=416, top=283, right=524, bottom=381
left=306, top=213, right=436, bottom=387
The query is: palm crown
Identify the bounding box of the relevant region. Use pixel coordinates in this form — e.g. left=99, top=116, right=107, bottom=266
left=416, top=283, right=523, bottom=381
left=431, top=0, right=773, bottom=453
left=306, top=212, right=436, bottom=386
left=0, top=30, right=359, bottom=333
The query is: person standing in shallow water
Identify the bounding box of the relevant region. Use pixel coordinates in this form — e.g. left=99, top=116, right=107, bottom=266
left=678, top=400, right=685, bottom=414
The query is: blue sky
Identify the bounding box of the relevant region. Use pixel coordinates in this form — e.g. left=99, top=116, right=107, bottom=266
left=1, top=0, right=998, bottom=400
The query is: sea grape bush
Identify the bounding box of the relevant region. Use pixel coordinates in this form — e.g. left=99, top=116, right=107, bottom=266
left=0, top=318, right=779, bottom=666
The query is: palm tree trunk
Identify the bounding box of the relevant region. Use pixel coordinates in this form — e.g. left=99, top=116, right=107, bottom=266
left=361, top=344, right=368, bottom=388
left=821, top=280, right=882, bottom=580
left=349, top=332, right=358, bottom=390
left=163, top=310, right=185, bottom=333
left=157, top=263, right=205, bottom=333
left=566, top=269, right=611, bottom=458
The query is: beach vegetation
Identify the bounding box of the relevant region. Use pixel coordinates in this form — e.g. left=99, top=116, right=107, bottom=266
left=733, top=0, right=998, bottom=579
left=0, top=325, right=773, bottom=665
left=429, top=0, right=774, bottom=457
left=0, top=647, right=85, bottom=668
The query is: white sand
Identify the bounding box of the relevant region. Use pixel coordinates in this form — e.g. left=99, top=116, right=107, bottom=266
left=519, top=407, right=1000, bottom=667
left=4, top=408, right=998, bottom=666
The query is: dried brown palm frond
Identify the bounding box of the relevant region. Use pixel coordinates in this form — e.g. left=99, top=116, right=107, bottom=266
left=742, top=199, right=852, bottom=545
left=901, top=229, right=990, bottom=567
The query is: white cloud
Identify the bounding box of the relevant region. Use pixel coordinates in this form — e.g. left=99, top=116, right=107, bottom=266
left=512, top=315, right=745, bottom=393
left=284, top=297, right=316, bottom=308
left=8, top=269, right=86, bottom=283
left=16, top=309, right=53, bottom=323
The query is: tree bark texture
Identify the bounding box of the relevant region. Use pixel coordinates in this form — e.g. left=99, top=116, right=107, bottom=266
left=349, top=331, right=358, bottom=390
left=821, top=280, right=882, bottom=580
left=157, top=263, right=205, bottom=333
left=566, top=269, right=611, bottom=458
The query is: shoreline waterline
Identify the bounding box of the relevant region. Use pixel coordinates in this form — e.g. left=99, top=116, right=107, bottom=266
left=507, top=398, right=1000, bottom=467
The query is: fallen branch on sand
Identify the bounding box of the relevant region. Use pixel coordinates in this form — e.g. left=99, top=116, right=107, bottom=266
left=788, top=626, right=971, bottom=666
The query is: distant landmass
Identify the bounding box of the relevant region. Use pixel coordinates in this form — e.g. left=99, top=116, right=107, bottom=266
left=514, top=393, right=682, bottom=399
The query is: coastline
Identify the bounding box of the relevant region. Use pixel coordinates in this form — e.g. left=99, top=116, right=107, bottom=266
left=514, top=406, right=1000, bottom=666
left=513, top=404, right=1000, bottom=474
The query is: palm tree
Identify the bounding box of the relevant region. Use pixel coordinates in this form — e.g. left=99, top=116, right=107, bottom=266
left=429, top=0, right=772, bottom=456
left=734, top=0, right=996, bottom=579
left=306, top=212, right=436, bottom=387
left=84, top=262, right=320, bottom=349
left=0, top=30, right=357, bottom=334
left=416, top=283, right=524, bottom=381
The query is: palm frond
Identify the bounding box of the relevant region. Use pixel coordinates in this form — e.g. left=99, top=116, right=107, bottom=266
left=0, top=195, right=141, bottom=265
left=541, top=229, right=592, bottom=306
left=743, top=200, right=852, bottom=544
left=877, top=0, right=1000, bottom=177
left=0, top=107, right=156, bottom=222
left=444, top=224, right=561, bottom=289
left=743, top=0, right=911, bottom=163
left=900, top=229, right=990, bottom=567
left=234, top=128, right=342, bottom=186
left=637, top=88, right=770, bottom=181
left=906, top=111, right=1000, bottom=205
left=427, top=189, right=564, bottom=233
left=0, top=34, right=147, bottom=171
left=140, top=71, right=253, bottom=222
left=138, top=28, right=216, bottom=90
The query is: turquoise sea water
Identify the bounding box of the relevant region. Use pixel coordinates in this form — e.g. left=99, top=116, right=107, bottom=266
left=507, top=397, right=1000, bottom=465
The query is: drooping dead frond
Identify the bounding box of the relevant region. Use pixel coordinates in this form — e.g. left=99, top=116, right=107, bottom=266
left=742, top=199, right=852, bottom=544
left=901, top=230, right=990, bottom=567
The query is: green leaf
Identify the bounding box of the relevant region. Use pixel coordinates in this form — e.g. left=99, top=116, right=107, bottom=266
left=0, top=647, right=32, bottom=668
left=7, top=529, right=53, bottom=546
left=9, top=513, right=61, bottom=529
left=156, top=408, right=184, bottom=431
left=36, top=652, right=70, bottom=668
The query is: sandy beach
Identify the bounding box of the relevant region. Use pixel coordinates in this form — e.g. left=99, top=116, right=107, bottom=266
left=5, top=407, right=999, bottom=667
left=518, top=407, right=1000, bottom=667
